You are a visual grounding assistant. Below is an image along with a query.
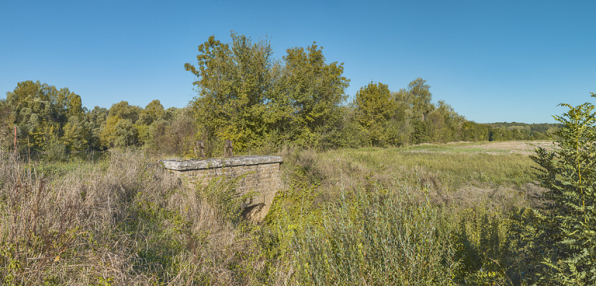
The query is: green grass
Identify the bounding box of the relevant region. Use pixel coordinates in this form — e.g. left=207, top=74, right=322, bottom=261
left=22, top=151, right=110, bottom=178
left=317, top=144, right=537, bottom=192
left=273, top=142, right=546, bottom=285
left=401, top=143, right=493, bottom=153
left=291, top=184, right=456, bottom=285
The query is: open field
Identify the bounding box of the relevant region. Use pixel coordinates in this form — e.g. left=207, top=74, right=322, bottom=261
left=0, top=141, right=550, bottom=284
left=406, top=140, right=554, bottom=155
left=290, top=141, right=547, bottom=212
left=273, top=141, right=549, bottom=284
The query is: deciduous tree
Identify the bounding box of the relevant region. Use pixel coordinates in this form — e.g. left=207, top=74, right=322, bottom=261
left=185, top=33, right=279, bottom=150
left=355, top=82, right=395, bottom=146
left=283, top=43, right=349, bottom=147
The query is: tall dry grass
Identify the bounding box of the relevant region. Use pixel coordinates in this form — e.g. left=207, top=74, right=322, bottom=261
left=0, top=149, right=259, bottom=285
left=270, top=145, right=547, bottom=284
left=278, top=146, right=542, bottom=213
left=1, top=143, right=549, bottom=285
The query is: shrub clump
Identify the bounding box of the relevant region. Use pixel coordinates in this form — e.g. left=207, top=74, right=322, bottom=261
left=289, top=183, right=457, bottom=285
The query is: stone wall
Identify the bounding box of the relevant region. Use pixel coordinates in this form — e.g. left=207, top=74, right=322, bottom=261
left=160, top=156, right=283, bottom=222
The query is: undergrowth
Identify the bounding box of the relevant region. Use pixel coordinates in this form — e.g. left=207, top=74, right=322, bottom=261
left=0, top=141, right=552, bottom=285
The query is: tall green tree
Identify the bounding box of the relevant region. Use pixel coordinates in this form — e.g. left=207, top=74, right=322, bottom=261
left=0, top=99, right=14, bottom=151
left=283, top=43, right=350, bottom=147
left=389, top=89, right=415, bottom=145
left=138, top=100, right=165, bottom=125
left=408, top=78, right=434, bottom=122
left=100, top=101, right=141, bottom=148
left=85, top=106, right=108, bottom=150
left=107, top=101, right=141, bottom=123
left=5, top=81, right=83, bottom=151
left=354, top=82, right=395, bottom=146
left=58, top=88, right=87, bottom=151
left=426, top=101, right=466, bottom=143
left=185, top=33, right=279, bottom=151
left=389, top=78, right=437, bottom=144
left=62, top=115, right=90, bottom=151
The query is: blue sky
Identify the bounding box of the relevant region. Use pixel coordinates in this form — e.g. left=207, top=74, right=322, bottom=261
left=1, top=0, right=594, bottom=123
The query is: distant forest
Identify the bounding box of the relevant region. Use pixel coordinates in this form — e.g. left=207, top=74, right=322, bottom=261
left=0, top=33, right=560, bottom=158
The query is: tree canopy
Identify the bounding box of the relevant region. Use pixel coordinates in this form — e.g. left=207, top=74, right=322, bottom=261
left=185, top=33, right=350, bottom=151
left=0, top=33, right=558, bottom=157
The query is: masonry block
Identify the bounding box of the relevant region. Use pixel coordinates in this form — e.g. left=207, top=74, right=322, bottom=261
left=160, top=155, right=283, bottom=222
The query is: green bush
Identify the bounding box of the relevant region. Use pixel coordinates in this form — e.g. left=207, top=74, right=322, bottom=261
left=44, top=135, right=67, bottom=161
left=289, top=183, right=457, bottom=285
left=451, top=206, right=513, bottom=285
left=530, top=95, right=596, bottom=284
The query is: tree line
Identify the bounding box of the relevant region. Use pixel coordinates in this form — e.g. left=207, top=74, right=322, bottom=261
left=0, top=33, right=559, bottom=157
left=0, top=80, right=196, bottom=158
left=184, top=33, right=557, bottom=151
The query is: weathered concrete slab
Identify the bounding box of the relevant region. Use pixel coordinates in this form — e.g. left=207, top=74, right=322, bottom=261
left=159, top=155, right=284, bottom=222
left=160, top=155, right=283, bottom=171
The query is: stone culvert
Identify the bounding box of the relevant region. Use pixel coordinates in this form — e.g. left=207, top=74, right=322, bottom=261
left=160, top=156, right=283, bottom=222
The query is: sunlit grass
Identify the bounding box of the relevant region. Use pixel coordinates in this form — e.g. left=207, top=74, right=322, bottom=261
left=1, top=141, right=547, bottom=284
left=317, top=142, right=537, bottom=191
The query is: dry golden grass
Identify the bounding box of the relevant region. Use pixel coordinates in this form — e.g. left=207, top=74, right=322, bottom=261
left=453, top=140, right=556, bottom=155
left=0, top=150, right=261, bottom=285
left=280, top=141, right=545, bottom=213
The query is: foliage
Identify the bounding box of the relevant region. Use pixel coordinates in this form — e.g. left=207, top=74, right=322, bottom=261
left=0, top=99, right=15, bottom=152
left=355, top=82, right=396, bottom=146
left=487, top=122, right=560, bottom=141
left=267, top=143, right=545, bottom=284
left=3, top=80, right=196, bottom=156
left=85, top=106, right=109, bottom=150
left=349, top=78, right=478, bottom=147
left=5, top=30, right=589, bottom=286
left=530, top=94, right=596, bottom=284
left=185, top=33, right=279, bottom=151
left=99, top=101, right=142, bottom=148
left=182, top=29, right=531, bottom=151
left=5, top=81, right=82, bottom=151
left=3, top=33, right=563, bottom=157
left=148, top=107, right=196, bottom=157
left=452, top=206, right=512, bottom=285
left=0, top=138, right=565, bottom=284
left=62, top=115, right=89, bottom=151
left=282, top=42, right=350, bottom=147
left=290, top=184, right=457, bottom=285
left=0, top=148, right=267, bottom=284
left=185, top=33, right=352, bottom=151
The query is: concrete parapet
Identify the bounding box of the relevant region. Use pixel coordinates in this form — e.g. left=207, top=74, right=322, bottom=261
left=160, top=156, right=283, bottom=222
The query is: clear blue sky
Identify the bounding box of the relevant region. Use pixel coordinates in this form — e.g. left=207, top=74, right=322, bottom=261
left=1, top=0, right=594, bottom=123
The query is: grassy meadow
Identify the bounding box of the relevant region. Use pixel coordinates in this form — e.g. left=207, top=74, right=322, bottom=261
left=0, top=141, right=550, bottom=285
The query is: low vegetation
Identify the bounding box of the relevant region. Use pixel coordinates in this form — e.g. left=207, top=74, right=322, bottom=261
left=0, top=138, right=546, bottom=285
left=0, top=149, right=257, bottom=284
